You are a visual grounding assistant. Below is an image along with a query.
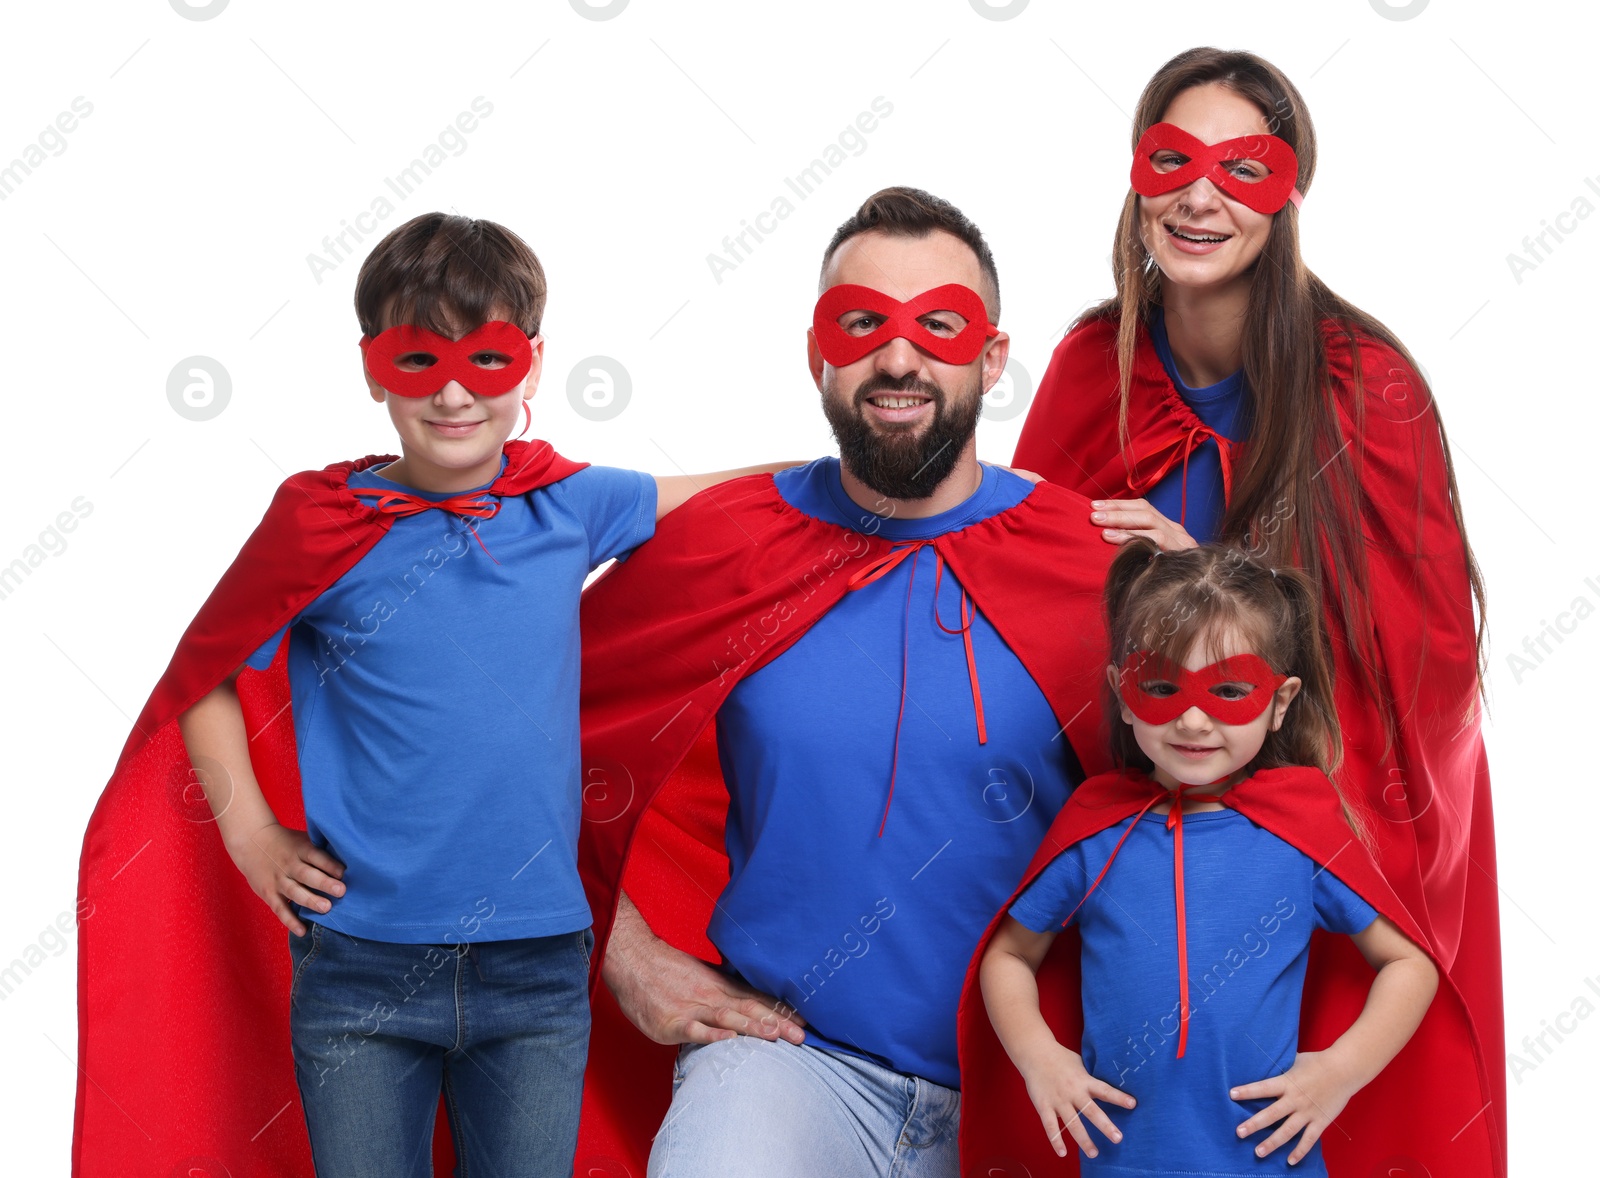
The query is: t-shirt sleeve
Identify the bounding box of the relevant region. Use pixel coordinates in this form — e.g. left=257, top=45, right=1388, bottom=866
left=1312, top=866, right=1379, bottom=935
left=1008, top=847, right=1089, bottom=934
left=245, top=624, right=289, bottom=670
left=564, top=466, right=658, bottom=568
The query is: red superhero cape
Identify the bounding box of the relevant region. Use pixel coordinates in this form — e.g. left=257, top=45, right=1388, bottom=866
left=572, top=472, right=1117, bottom=1175
left=956, top=766, right=1502, bottom=1177
left=72, top=440, right=586, bottom=1178
left=1014, top=314, right=1506, bottom=1173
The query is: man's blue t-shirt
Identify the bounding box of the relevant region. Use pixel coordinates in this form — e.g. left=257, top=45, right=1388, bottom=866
left=246, top=457, right=656, bottom=944
left=1010, top=804, right=1378, bottom=1176
left=710, top=457, right=1085, bottom=1089
left=1145, top=305, right=1250, bottom=545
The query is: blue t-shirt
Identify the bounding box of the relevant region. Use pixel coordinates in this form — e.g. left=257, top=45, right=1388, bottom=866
left=1145, top=305, right=1250, bottom=545
left=246, top=458, right=656, bottom=944
left=710, top=457, right=1085, bottom=1089
left=1009, top=804, right=1378, bottom=1177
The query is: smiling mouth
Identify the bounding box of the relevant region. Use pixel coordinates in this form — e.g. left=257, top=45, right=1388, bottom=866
left=866, top=394, right=930, bottom=409
left=1165, top=224, right=1231, bottom=244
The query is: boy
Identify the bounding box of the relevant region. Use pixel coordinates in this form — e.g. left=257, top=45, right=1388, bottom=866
left=90, top=211, right=786, bottom=1177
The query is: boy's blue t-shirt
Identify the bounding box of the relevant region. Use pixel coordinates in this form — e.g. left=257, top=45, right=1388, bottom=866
left=246, top=458, right=656, bottom=944
left=1009, top=804, right=1378, bottom=1177
left=1145, top=305, right=1250, bottom=545
left=710, top=457, right=1085, bottom=1090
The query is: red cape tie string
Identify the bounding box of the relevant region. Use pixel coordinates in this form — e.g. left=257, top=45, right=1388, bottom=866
left=846, top=539, right=988, bottom=837
left=353, top=487, right=503, bottom=564
left=1058, top=779, right=1201, bottom=1058
left=1126, top=422, right=1236, bottom=529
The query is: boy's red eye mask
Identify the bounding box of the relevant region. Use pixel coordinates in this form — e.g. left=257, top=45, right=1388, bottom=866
left=1118, top=650, right=1288, bottom=725
left=1130, top=122, right=1303, bottom=214
left=812, top=284, right=999, bottom=366
left=359, top=321, right=535, bottom=398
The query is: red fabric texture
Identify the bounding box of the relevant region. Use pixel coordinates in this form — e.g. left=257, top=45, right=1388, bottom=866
left=1013, top=314, right=1506, bottom=1175
left=573, top=473, right=1116, bottom=1175
left=956, top=767, right=1502, bottom=1177
left=72, top=441, right=586, bottom=1177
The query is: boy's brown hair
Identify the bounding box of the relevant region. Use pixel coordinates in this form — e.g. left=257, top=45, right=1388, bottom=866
left=354, top=212, right=546, bottom=339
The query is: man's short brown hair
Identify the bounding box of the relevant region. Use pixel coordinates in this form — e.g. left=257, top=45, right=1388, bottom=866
left=354, top=212, right=547, bottom=339
left=820, top=187, right=1000, bottom=320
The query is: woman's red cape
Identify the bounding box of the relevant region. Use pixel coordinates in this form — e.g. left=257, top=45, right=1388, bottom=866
left=1013, top=315, right=1506, bottom=1176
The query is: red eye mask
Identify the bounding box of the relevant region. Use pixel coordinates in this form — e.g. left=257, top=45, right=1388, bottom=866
left=359, top=321, right=536, bottom=398
left=812, top=284, right=999, bottom=366
left=1130, top=122, right=1303, bottom=215
left=1118, top=650, right=1288, bottom=725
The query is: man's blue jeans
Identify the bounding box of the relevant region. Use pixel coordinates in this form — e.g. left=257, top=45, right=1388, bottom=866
left=647, top=1036, right=961, bottom=1178
left=287, top=921, right=592, bottom=1177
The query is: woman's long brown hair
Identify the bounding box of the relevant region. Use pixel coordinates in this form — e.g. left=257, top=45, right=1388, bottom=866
left=1086, top=46, right=1488, bottom=760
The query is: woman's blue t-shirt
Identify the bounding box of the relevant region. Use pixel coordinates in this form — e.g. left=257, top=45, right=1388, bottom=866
left=1144, top=305, right=1250, bottom=545
left=1010, top=804, right=1377, bottom=1177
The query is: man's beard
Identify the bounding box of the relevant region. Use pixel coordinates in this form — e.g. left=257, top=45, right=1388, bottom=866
left=822, top=371, right=984, bottom=501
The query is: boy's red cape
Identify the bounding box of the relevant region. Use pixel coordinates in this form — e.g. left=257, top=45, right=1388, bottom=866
left=72, top=441, right=586, bottom=1178
left=955, top=766, right=1503, bottom=1178
left=571, top=472, right=1118, bottom=1175
left=1013, top=314, right=1506, bottom=1175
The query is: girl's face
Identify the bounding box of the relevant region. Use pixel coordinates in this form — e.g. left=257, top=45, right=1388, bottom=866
left=1136, top=82, right=1278, bottom=296
left=1109, top=625, right=1302, bottom=794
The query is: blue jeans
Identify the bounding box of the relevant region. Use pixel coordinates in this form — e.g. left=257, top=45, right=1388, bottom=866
left=287, top=921, right=592, bottom=1177
left=647, top=1037, right=961, bottom=1178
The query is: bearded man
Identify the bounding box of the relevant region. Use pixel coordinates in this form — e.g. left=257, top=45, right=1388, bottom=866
left=573, top=187, right=1117, bottom=1177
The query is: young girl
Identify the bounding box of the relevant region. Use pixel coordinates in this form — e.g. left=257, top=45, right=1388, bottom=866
left=977, top=539, right=1439, bottom=1174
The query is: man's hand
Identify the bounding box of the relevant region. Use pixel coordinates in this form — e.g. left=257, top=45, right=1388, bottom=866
left=602, top=892, right=807, bottom=1045
left=228, top=822, right=346, bottom=937
left=1090, top=498, right=1197, bottom=550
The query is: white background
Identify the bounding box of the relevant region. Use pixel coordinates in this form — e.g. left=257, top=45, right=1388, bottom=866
left=1, top=0, right=1593, bottom=1170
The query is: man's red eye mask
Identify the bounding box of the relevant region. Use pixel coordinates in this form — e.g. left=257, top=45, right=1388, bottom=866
left=1130, top=122, right=1303, bottom=215
left=812, top=284, right=999, bottom=366
left=359, top=321, right=535, bottom=398
left=1118, top=650, right=1288, bottom=725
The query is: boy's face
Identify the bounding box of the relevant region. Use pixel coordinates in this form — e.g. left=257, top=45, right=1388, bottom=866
left=363, top=305, right=542, bottom=484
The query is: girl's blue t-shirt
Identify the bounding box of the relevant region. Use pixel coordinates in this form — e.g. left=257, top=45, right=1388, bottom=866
left=1144, top=305, right=1250, bottom=545
left=246, top=458, right=656, bottom=944
left=1009, top=804, right=1377, bottom=1177
left=709, top=457, right=1084, bottom=1090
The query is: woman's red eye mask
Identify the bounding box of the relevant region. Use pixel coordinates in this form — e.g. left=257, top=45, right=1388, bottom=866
left=1118, top=650, right=1288, bottom=725
left=1130, top=122, right=1303, bottom=214
left=812, top=284, right=999, bottom=366
left=359, top=321, right=535, bottom=398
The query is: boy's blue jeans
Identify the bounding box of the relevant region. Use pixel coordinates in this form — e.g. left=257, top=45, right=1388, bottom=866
left=287, top=920, right=592, bottom=1177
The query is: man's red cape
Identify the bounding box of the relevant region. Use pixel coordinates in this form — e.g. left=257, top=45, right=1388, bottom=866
left=955, top=766, right=1503, bottom=1177
left=72, top=441, right=586, bottom=1178
left=1013, top=314, right=1506, bottom=1174
left=572, top=472, right=1117, bottom=1175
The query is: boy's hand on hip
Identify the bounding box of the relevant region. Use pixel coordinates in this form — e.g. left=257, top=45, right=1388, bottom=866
left=1231, top=1050, right=1359, bottom=1165
left=1018, top=1041, right=1135, bottom=1159
left=228, top=822, right=346, bottom=937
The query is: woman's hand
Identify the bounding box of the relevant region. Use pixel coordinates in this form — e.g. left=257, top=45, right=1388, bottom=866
left=1090, top=498, right=1197, bottom=550
left=1230, top=1050, right=1360, bottom=1165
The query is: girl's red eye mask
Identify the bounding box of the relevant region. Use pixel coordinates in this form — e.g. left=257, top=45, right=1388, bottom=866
left=359, top=321, right=535, bottom=398
left=812, top=284, right=999, bottom=367
left=1130, top=122, right=1303, bottom=214
left=1118, top=650, right=1288, bottom=725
